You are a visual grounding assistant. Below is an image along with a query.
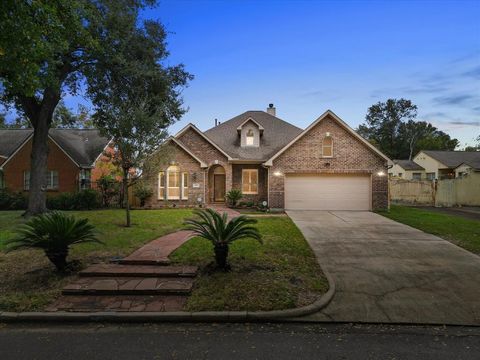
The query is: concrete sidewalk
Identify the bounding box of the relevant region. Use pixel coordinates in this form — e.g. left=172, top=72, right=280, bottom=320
left=288, top=210, right=480, bottom=325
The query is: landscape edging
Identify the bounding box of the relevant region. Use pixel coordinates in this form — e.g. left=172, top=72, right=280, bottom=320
left=0, top=271, right=335, bottom=323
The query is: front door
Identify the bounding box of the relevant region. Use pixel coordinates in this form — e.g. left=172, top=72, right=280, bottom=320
left=214, top=174, right=226, bottom=202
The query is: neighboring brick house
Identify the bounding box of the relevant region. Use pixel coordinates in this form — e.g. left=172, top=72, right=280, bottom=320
left=144, top=106, right=390, bottom=211
left=0, top=129, right=111, bottom=194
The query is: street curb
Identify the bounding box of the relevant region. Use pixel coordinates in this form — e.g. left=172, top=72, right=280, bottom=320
left=0, top=272, right=335, bottom=324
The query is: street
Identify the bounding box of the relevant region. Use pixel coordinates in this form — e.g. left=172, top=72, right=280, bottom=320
left=0, top=322, right=478, bottom=359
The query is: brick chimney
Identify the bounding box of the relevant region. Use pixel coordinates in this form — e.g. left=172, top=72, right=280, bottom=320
left=267, top=103, right=276, bottom=116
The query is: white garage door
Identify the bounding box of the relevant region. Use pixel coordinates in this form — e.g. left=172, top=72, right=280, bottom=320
left=285, top=174, right=371, bottom=210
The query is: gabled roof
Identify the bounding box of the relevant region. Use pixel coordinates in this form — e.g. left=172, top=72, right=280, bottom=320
left=175, top=123, right=232, bottom=160
left=0, top=129, right=110, bottom=169
left=455, top=159, right=480, bottom=170
left=419, top=150, right=480, bottom=168
left=204, top=111, right=302, bottom=161
left=167, top=137, right=208, bottom=168
left=264, top=110, right=391, bottom=166
left=393, top=159, right=425, bottom=171
left=0, top=129, right=32, bottom=159
left=236, top=118, right=265, bottom=133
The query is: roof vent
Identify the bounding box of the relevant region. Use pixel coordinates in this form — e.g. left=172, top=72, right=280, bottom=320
left=267, top=103, right=276, bottom=117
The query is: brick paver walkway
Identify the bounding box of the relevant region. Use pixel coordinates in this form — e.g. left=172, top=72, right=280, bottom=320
left=47, top=206, right=240, bottom=312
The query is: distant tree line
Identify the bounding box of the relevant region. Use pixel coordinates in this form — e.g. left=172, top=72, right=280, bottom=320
left=357, top=98, right=460, bottom=160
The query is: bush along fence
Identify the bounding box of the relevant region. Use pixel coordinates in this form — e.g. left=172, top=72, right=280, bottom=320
left=389, top=172, right=480, bottom=207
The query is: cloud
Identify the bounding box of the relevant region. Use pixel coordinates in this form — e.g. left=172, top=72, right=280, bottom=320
left=462, top=66, right=480, bottom=79
left=433, top=94, right=475, bottom=105
left=448, top=121, right=480, bottom=126
left=422, top=111, right=448, bottom=119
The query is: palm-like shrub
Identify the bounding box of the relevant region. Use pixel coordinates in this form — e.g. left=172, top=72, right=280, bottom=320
left=184, top=208, right=262, bottom=270
left=5, top=211, right=101, bottom=272
left=225, top=189, right=243, bottom=207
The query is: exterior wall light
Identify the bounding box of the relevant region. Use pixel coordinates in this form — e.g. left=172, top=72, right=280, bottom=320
left=273, top=171, right=282, bottom=177
left=377, top=171, right=386, bottom=176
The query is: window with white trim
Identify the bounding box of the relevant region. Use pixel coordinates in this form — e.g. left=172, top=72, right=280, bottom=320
left=322, top=136, right=333, bottom=157
left=24, top=170, right=58, bottom=190
left=159, top=167, right=189, bottom=200
left=246, top=129, right=254, bottom=146
left=412, top=172, right=422, bottom=180
left=158, top=171, right=165, bottom=199
left=79, top=169, right=91, bottom=190
left=242, top=169, right=258, bottom=194
left=182, top=172, right=188, bottom=199
left=426, top=172, right=435, bottom=181
left=167, top=166, right=181, bottom=199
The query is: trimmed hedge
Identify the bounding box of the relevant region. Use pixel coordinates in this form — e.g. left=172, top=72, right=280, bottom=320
left=0, top=189, right=101, bottom=211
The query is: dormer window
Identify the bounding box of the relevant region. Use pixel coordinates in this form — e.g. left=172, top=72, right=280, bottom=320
left=238, top=118, right=263, bottom=148
left=322, top=135, right=333, bottom=157
left=246, top=129, right=254, bottom=146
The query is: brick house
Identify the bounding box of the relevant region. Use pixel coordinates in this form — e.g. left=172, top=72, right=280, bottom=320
left=144, top=106, right=390, bottom=211
left=0, top=129, right=111, bottom=194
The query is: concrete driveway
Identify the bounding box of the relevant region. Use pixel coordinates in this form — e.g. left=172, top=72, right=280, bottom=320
left=287, top=211, right=480, bottom=325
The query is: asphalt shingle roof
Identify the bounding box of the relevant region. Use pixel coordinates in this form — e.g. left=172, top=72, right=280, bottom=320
left=204, top=111, right=303, bottom=161
left=0, top=129, right=32, bottom=159
left=0, top=129, right=110, bottom=167
left=422, top=150, right=480, bottom=169
left=393, top=159, right=425, bottom=171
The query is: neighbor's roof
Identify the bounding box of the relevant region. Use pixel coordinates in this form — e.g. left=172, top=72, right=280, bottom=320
left=0, top=129, right=110, bottom=168
left=421, top=150, right=480, bottom=168
left=204, top=111, right=303, bottom=161
left=393, top=159, right=425, bottom=171
left=456, top=159, right=480, bottom=170
left=0, top=129, right=32, bottom=159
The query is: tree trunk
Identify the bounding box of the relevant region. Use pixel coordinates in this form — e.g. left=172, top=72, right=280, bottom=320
left=21, top=90, right=60, bottom=217
left=45, top=249, right=69, bottom=272
left=123, top=168, right=131, bottom=227
left=214, top=243, right=230, bottom=271
left=26, top=114, right=50, bottom=216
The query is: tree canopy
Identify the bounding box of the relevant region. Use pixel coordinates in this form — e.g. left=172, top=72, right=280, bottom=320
left=86, top=1, right=192, bottom=226
left=0, top=0, right=186, bottom=215
left=357, top=99, right=459, bottom=160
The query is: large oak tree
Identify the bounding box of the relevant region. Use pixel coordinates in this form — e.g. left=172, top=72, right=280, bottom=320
left=0, top=0, right=179, bottom=215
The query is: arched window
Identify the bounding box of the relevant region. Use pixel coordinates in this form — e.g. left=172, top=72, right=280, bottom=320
left=159, top=165, right=188, bottom=200
left=167, top=165, right=180, bottom=200
left=322, top=135, right=333, bottom=157
left=246, top=129, right=254, bottom=146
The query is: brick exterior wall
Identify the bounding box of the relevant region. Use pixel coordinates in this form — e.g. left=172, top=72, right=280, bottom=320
left=142, top=143, right=206, bottom=208
left=177, top=127, right=232, bottom=203
left=268, top=115, right=388, bottom=210
left=231, top=164, right=268, bottom=204
left=2, top=137, right=81, bottom=193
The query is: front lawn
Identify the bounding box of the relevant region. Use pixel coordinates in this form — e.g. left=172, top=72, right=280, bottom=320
left=0, top=209, right=192, bottom=312
left=171, top=216, right=328, bottom=311
left=378, top=205, right=480, bottom=255
left=0, top=209, right=327, bottom=312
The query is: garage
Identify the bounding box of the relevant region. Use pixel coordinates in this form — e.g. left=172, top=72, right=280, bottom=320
left=285, top=174, right=371, bottom=210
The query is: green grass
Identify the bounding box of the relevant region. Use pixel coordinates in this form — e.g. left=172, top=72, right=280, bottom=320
left=0, top=209, right=192, bottom=312
left=0, top=209, right=327, bottom=312
left=378, top=205, right=480, bottom=255
left=171, top=217, right=328, bottom=311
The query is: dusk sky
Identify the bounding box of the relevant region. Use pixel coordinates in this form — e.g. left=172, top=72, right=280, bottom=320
left=65, top=0, right=480, bottom=146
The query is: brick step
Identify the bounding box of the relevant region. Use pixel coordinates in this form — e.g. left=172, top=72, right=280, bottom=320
left=80, top=264, right=198, bottom=278
left=115, top=258, right=171, bottom=266
left=62, top=277, right=194, bottom=296
left=46, top=295, right=187, bottom=312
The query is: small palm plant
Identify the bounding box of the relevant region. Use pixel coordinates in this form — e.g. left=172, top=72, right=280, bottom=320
left=5, top=211, right=101, bottom=272
left=225, top=189, right=243, bottom=207
left=184, top=208, right=262, bottom=270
